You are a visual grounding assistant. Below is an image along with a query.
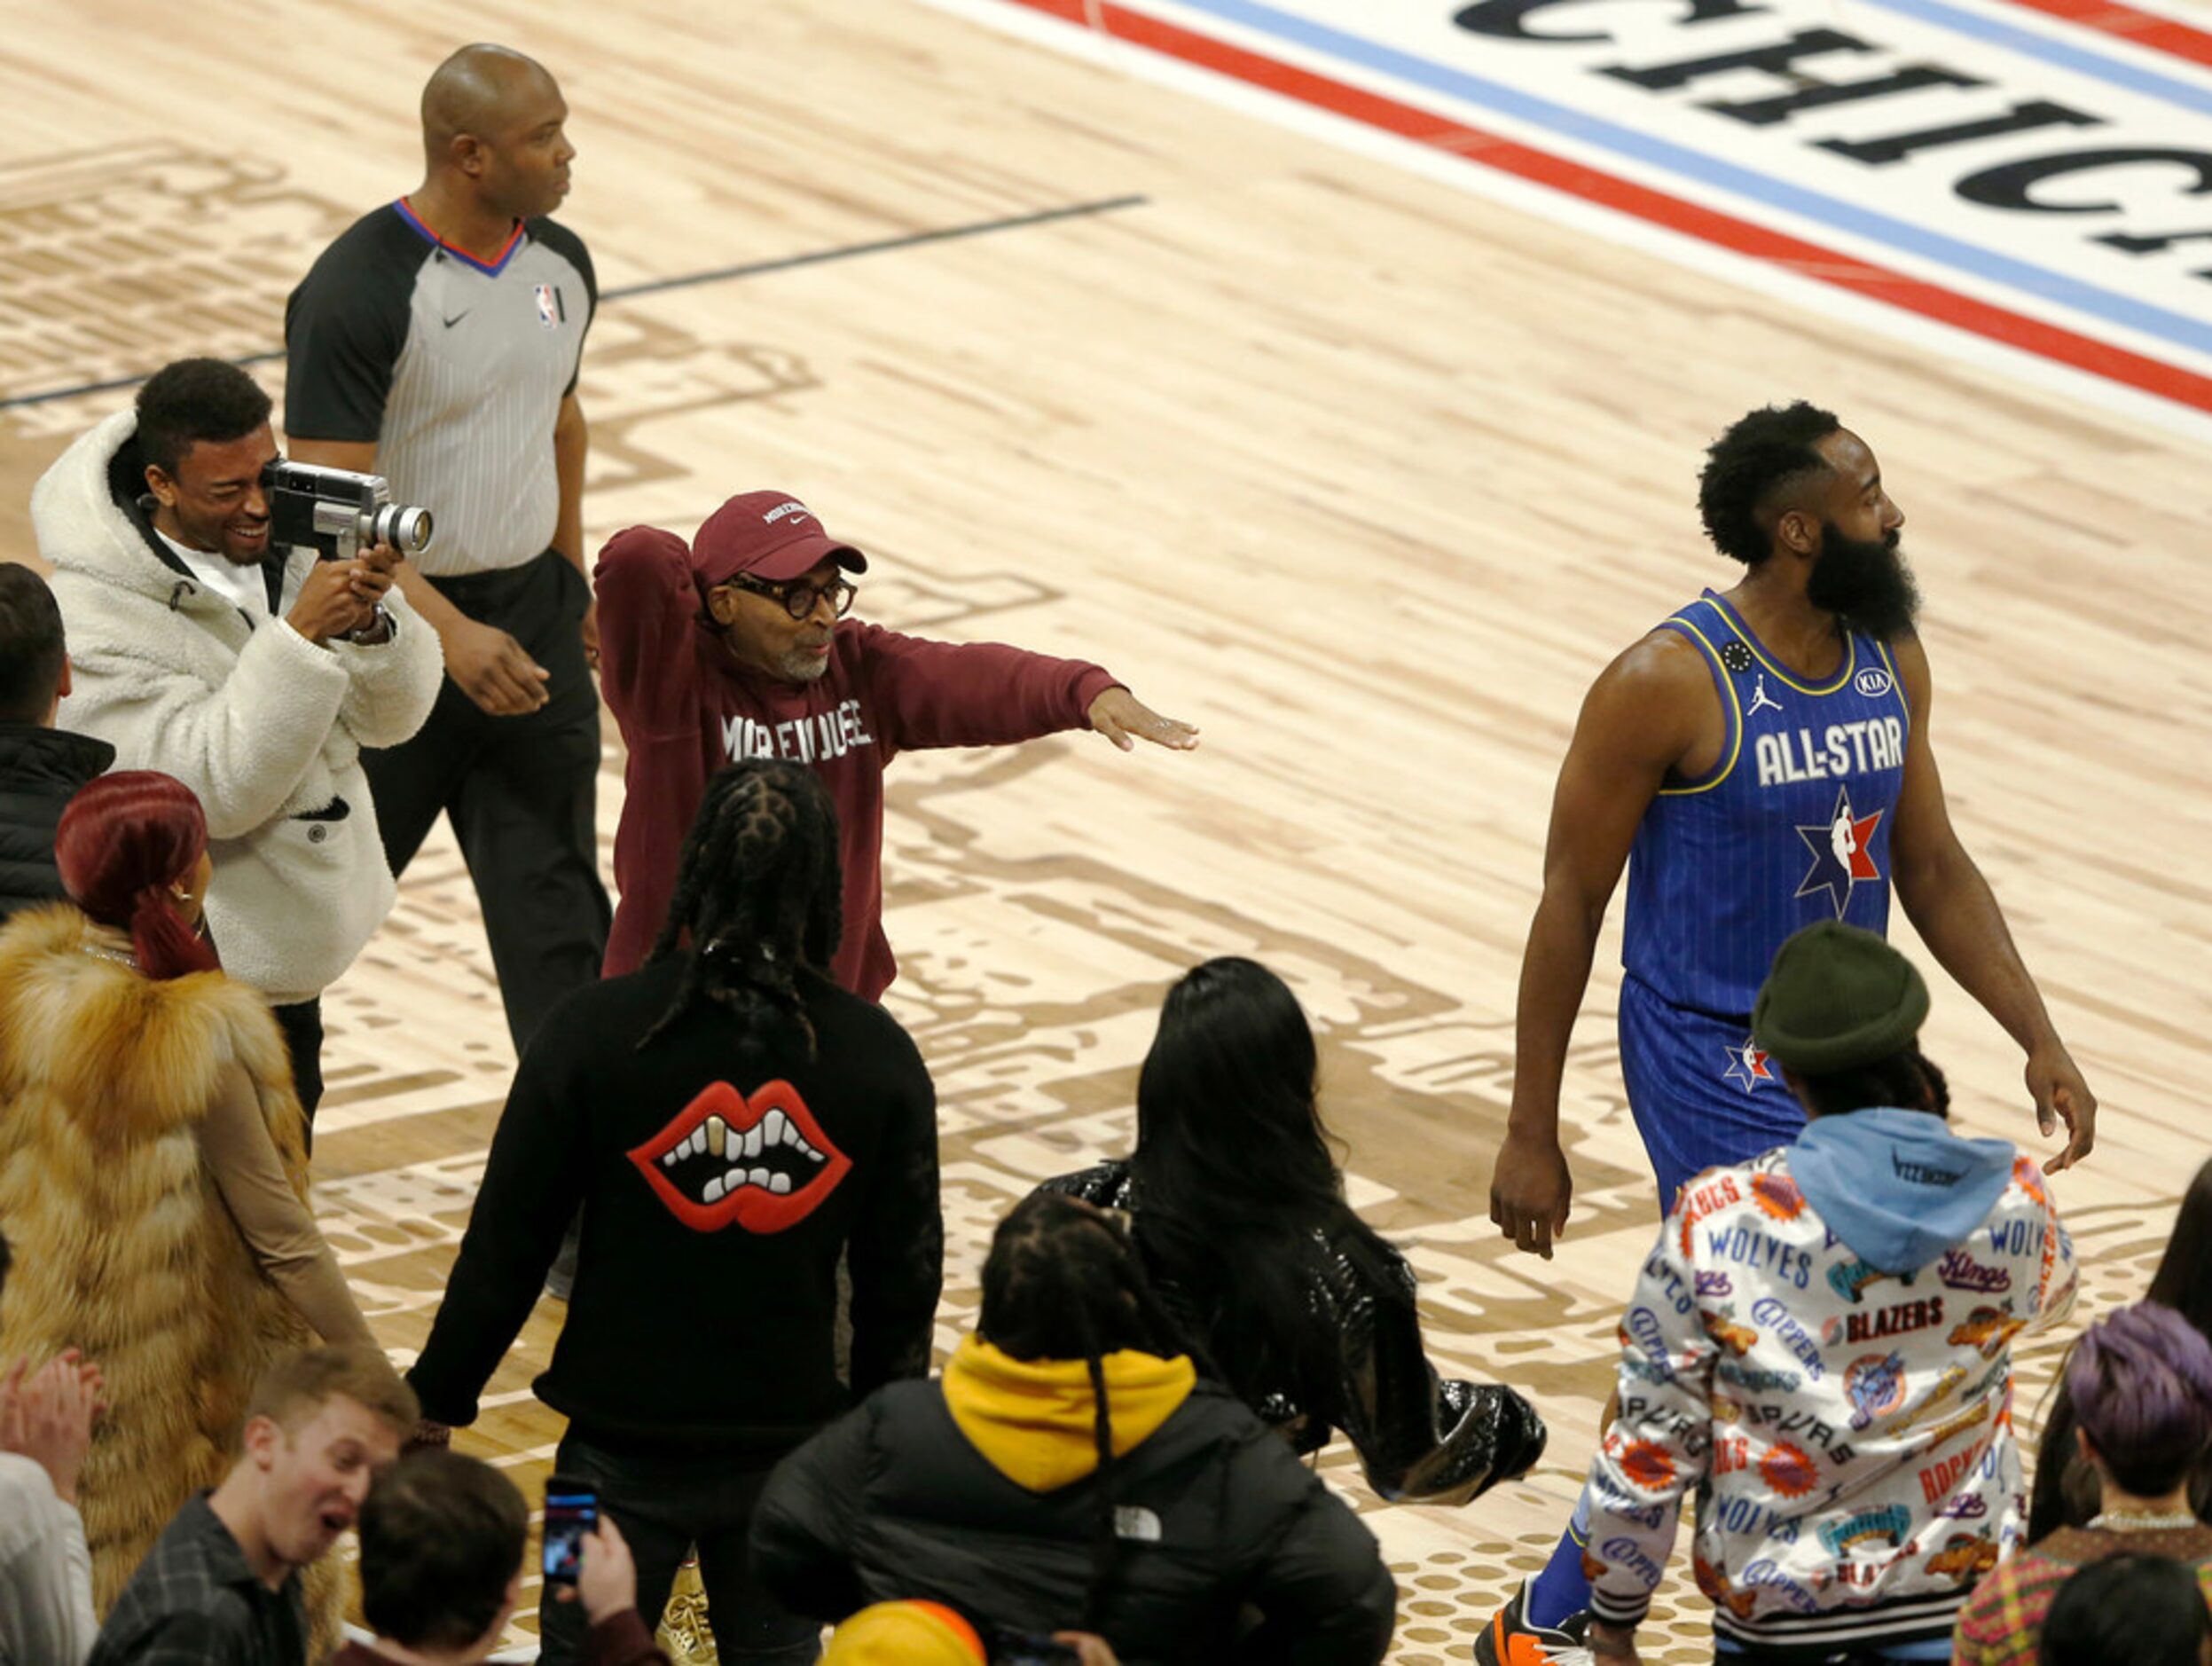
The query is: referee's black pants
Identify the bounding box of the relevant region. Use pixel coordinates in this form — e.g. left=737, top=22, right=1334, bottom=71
left=363, top=550, right=610, bottom=1058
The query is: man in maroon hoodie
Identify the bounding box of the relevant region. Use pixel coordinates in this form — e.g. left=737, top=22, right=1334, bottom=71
left=596, top=493, right=1197, bottom=999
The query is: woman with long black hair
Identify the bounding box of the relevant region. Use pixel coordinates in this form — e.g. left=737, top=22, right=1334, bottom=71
left=1041, top=955, right=1545, bottom=1505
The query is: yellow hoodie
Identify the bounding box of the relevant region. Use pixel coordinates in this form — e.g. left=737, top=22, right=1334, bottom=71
left=941, top=1334, right=1199, bottom=1493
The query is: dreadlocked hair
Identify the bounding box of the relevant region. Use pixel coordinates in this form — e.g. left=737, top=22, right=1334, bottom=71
left=979, top=1192, right=1190, bottom=1632
left=639, top=759, right=843, bottom=1054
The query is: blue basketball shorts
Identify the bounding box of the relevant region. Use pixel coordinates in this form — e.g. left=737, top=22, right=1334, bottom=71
left=1617, top=972, right=1807, bottom=1208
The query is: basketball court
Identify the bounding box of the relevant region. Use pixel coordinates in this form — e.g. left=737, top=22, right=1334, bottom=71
left=3, top=0, right=2208, bottom=1658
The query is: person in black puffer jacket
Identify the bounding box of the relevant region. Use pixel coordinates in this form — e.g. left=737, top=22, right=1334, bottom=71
left=1041, top=956, right=1545, bottom=1506
left=751, top=1191, right=1398, bottom=1666
left=0, top=563, right=112, bottom=924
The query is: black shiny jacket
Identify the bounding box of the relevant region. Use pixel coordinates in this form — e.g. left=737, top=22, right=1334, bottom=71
left=1039, top=1160, right=1545, bottom=1506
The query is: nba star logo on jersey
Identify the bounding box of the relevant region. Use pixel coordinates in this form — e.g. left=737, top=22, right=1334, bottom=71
left=1796, top=785, right=1884, bottom=917
left=1722, top=1038, right=1774, bottom=1094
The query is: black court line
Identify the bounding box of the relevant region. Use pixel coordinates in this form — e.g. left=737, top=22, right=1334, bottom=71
left=0, top=193, right=1149, bottom=413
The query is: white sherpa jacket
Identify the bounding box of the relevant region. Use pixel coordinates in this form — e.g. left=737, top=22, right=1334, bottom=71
left=33, top=410, right=443, bottom=1004
left=1584, top=1108, right=2077, bottom=1657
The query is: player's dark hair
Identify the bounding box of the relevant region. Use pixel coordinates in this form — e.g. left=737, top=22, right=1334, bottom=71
left=2041, top=1553, right=2212, bottom=1666
left=358, top=1450, right=529, bottom=1651
left=0, top=563, right=67, bottom=725
left=1127, top=956, right=1412, bottom=1413
left=135, top=358, right=271, bottom=479
left=979, top=1192, right=1188, bottom=1631
left=641, top=759, right=842, bottom=1054
left=1698, top=401, right=1841, bottom=567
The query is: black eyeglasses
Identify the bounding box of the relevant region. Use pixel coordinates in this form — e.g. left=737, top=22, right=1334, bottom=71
left=726, top=572, right=858, bottom=622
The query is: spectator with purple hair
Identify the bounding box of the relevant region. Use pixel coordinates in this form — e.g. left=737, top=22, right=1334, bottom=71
left=2029, top=1154, right=2212, bottom=1536
left=1954, top=1301, right=2212, bottom=1664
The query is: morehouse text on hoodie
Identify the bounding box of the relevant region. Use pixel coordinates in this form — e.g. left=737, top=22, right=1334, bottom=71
left=1583, top=1107, right=2077, bottom=1658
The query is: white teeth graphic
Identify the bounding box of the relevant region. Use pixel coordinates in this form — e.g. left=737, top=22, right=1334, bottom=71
left=748, top=1167, right=772, bottom=1189
left=663, top=1150, right=678, bottom=1167
left=763, top=1110, right=789, bottom=1148
left=706, top=1116, right=727, bottom=1158
left=742, top=1125, right=764, bottom=1159
left=780, top=1121, right=804, bottom=1149
left=703, top=1175, right=726, bottom=1202
left=769, top=1174, right=791, bottom=1194
left=808, top=1148, right=824, bottom=1163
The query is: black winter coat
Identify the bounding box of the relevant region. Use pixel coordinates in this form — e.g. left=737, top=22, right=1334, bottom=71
left=751, top=1374, right=1398, bottom=1666
left=0, top=725, right=112, bottom=924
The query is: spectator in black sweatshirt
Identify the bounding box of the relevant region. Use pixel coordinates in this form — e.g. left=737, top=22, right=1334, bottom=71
left=0, top=562, right=111, bottom=924
left=408, top=759, right=943, bottom=1666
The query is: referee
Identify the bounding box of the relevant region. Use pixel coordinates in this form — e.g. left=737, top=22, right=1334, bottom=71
left=284, top=43, right=609, bottom=1068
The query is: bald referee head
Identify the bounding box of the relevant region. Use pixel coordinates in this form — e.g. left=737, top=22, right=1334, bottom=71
left=420, top=44, right=573, bottom=224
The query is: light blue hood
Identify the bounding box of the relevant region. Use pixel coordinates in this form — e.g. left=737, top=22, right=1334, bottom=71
left=1786, top=1107, right=2015, bottom=1275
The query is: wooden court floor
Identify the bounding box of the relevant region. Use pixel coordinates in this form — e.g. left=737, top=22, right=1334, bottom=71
left=3, top=1, right=2209, bottom=1659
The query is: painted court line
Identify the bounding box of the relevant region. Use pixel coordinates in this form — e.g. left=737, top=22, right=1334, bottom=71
left=1855, top=0, right=2212, bottom=114
left=1139, top=0, right=2212, bottom=358
left=994, top=0, right=2212, bottom=416
left=1988, top=0, right=2212, bottom=69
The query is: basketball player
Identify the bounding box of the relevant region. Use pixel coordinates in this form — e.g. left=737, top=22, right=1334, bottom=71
left=1479, top=402, right=2096, bottom=1664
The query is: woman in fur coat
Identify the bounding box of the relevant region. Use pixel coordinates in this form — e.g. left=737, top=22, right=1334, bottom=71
left=0, top=771, right=374, bottom=1621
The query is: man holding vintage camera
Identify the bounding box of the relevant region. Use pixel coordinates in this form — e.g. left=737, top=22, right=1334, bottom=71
left=283, top=43, right=609, bottom=1081
left=31, top=358, right=443, bottom=1121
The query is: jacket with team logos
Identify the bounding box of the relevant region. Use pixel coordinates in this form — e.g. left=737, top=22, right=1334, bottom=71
left=1582, top=1107, right=2077, bottom=1657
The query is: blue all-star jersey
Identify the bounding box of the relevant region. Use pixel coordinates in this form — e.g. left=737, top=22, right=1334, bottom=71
left=1622, top=591, right=1913, bottom=1019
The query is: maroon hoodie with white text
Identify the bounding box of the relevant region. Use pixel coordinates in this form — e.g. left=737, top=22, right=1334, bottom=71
left=595, top=526, right=1118, bottom=1000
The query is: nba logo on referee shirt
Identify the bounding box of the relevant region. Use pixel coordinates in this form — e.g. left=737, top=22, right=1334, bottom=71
left=534, top=283, right=561, bottom=328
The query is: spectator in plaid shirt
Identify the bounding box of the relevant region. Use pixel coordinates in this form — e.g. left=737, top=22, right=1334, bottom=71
left=90, top=1348, right=413, bottom=1666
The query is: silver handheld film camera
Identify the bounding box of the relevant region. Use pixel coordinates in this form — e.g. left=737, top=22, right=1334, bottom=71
left=261, top=458, right=433, bottom=562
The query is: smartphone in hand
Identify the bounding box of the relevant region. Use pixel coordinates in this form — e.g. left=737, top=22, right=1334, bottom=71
left=542, top=1476, right=597, bottom=1585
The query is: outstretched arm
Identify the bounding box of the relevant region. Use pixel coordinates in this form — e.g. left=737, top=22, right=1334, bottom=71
left=1492, top=632, right=1706, bottom=1257
left=1886, top=635, right=2094, bottom=1171
left=861, top=625, right=1196, bottom=753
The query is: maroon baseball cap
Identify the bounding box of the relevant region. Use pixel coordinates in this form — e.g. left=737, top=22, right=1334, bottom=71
left=693, top=491, right=868, bottom=587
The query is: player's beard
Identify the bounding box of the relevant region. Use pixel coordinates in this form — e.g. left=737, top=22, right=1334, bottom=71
left=1808, top=523, right=1920, bottom=641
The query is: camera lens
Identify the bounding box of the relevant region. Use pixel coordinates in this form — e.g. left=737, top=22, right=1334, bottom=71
left=372, top=503, right=435, bottom=554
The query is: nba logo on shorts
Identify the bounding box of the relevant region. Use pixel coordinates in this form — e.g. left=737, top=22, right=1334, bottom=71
left=534, top=283, right=560, bottom=328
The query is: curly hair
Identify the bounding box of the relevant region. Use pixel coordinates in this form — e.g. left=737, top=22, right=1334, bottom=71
left=640, top=759, right=843, bottom=1053
left=1697, top=401, right=1840, bottom=566
left=135, top=358, right=271, bottom=478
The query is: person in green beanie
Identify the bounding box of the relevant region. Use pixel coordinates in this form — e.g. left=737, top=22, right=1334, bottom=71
left=1575, top=922, right=2078, bottom=1665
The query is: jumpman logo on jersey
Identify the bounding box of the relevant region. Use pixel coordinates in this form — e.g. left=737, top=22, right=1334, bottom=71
left=1796, top=783, right=1885, bottom=917
left=1722, top=1038, right=1775, bottom=1094
left=1746, top=673, right=1785, bottom=718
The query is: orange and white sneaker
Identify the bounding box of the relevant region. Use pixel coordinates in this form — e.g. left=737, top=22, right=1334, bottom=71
left=1474, top=1582, right=1595, bottom=1666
